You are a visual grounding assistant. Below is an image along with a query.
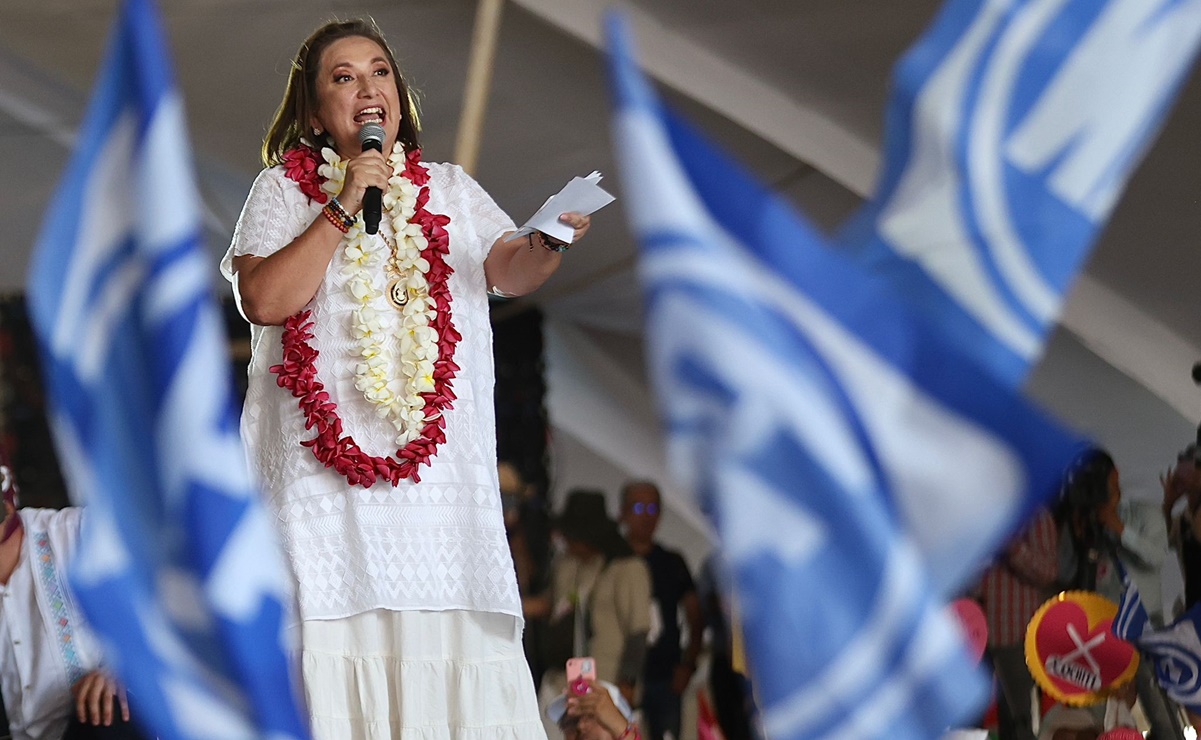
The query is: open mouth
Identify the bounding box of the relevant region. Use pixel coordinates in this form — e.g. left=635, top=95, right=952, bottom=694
left=355, top=106, right=386, bottom=125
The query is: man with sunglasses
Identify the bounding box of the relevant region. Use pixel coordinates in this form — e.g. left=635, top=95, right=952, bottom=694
left=620, top=482, right=703, bottom=740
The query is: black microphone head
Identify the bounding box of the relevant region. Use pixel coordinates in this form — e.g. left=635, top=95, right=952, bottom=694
left=359, top=123, right=385, bottom=152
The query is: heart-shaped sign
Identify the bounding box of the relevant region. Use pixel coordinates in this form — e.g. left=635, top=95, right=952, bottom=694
left=950, top=598, right=988, bottom=664
left=1025, top=591, right=1139, bottom=706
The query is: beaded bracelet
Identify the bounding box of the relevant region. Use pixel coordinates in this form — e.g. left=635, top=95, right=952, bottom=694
left=329, top=196, right=354, bottom=223
left=529, top=231, right=570, bottom=253
left=321, top=206, right=349, bottom=233
left=321, top=197, right=355, bottom=233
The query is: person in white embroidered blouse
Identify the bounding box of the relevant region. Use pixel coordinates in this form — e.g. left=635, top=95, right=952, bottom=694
left=222, top=18, right=590, bottom=739
left=0, top=453, right=144, bottom=740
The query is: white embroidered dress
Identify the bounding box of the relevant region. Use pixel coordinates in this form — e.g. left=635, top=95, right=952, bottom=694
left=220, top=162, right=521, bottom=624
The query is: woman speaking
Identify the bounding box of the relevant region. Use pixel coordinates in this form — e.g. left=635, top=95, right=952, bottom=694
left=221, top=18, right=590, bottom=738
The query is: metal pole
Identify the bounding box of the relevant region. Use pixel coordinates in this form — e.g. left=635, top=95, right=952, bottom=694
left=454, top=0, right=506, bottom=176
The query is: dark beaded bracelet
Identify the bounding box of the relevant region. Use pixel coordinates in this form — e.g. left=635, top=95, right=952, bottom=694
left=530, top=231, right=570, bottom=253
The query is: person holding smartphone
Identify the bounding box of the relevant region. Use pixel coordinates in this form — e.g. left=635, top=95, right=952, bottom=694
left=526, top=490, right=651, bottom=738
left=547, top=676, right=639, bottom=740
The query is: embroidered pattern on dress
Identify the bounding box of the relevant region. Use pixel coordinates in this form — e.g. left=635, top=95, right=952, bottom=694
left=33, top=531, right=85, bottom=685
left=231, top=163, right=523, bottom=620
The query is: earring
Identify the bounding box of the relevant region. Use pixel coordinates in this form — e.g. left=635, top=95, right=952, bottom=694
left=313, top=127, right=323, bottom=136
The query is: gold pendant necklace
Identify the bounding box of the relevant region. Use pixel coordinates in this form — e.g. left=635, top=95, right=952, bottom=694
left=387, top=276, right=409, bottom=309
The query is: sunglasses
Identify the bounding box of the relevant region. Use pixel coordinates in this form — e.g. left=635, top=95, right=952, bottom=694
left=629, top=502, right=660, bottom=516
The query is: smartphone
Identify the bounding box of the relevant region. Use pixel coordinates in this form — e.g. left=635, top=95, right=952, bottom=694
left=566, top=656, right=597, bottom=684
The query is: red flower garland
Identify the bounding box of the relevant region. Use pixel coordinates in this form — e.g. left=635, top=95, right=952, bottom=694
left=270, top=147, right=460, bottom=487
left=281, top=147, right=328, bottom=204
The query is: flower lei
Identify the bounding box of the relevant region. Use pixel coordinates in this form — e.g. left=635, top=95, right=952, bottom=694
left=271, top=143, right=460, bottom=487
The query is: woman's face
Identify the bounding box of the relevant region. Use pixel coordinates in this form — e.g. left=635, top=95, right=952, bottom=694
left=310, top=35, right=401, bottom=158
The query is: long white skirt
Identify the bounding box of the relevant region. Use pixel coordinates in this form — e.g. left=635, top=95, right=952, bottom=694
left=300, top=609, right=547, bottom=740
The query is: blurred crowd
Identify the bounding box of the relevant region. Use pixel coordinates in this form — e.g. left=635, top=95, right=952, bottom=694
left=966, top=435, right=1201, bottom=740
left=498, top=461, right=762, bottom=740
left=11, top=419, right=1201, bottom=739
left=500, top=429, right=1201, bottom=740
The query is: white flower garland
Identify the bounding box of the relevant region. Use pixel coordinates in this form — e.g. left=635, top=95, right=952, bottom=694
left=318, top=144, right=439, bottom=447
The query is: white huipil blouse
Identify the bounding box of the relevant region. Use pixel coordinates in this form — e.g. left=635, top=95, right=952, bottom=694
left=0, top=508, right=103, bottom=740
left=221, top=161, right=522, bottom=624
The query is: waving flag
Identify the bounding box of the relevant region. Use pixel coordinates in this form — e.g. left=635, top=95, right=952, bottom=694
left=1115, top=574, right=1201, bottom=712
left=606, top=14, right=1083, bottom=739
left=25, top=0, right=308, bottom=737
left=839, top=0, right=1201, bottom=387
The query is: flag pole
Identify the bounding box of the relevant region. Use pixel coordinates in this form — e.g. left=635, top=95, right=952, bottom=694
left=454, top=0, right=505, bottom=176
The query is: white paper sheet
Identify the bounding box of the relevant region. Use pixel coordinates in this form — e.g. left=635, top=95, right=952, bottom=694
left=506, top=170, right=616, bottom=244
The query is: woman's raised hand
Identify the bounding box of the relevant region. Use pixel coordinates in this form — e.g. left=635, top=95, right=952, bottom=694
left=338, top=148, right=391, bottom=216
left=559, top=212, right=592, bottom=243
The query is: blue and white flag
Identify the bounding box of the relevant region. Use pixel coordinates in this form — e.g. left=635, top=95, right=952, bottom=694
left=25, top=0, right=308, bottom=737
left=1115, top=574, right=1201, bottom=712
left=607, top=15, right=1083, bottom=740
left=1113, top=569, right=1151, bottom=645
left=839, top=0, right=1201, bottom=387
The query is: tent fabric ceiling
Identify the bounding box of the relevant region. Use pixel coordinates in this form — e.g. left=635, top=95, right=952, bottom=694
left=2, top=0, right=1200, bottom=435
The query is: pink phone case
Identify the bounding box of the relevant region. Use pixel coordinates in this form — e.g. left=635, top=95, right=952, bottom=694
left=565, top=656, right=597, bottom=683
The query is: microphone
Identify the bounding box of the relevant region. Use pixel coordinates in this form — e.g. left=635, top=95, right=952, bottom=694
left=358, top=123, right=385, bottom=234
